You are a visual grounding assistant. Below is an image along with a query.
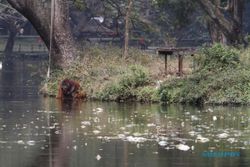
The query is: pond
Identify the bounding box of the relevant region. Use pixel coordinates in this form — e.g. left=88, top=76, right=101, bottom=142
left=0, top=56, right=250, bottom=167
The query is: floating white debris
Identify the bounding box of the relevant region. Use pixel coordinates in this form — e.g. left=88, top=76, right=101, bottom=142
left=27, top=140, right=35, bottom=146
left=227, top=138, right=236, bottom=143
left=188, top=131, right=198, bottom=136
left=147, top=123, right=156, bottom=127
left=118, top=134, right=126, bottom=139
left=0, top=141, right=7, bottom=144
left=17, top=140, right=25, bottom=144
left=212, top=116, right=217, bottom=121
left=96, top=155, right=102, bottom=161
left=191, top=146, right=194, bottom=150
left=81, top=121, right=91, bottom=126
left=176, top=144, right=190, bottom=151
left=158, top=141, right=168, bottom=147
left=191, top=115, right=199, bottom=121
left=196, top=135, right=209, bottom=143
left=81, top=125, right=86, bottom=129
left=73, top=145, right=77, bottom=150
left=181, top=122, right=185, bottom=127
left=217, top=133, right=229, bottom=139
left=126, top=136, right=147, bottom=143
left=133, top=132, right=142, bottom=137
left=93, top=130, right=101, bottom=135
left=93, top=117, right=100, bottom=123
left=126, top=124, right=135, bottom=128
left=208, top=108, right=213, bottom=112
left=96, top=108, right=104, bottom=113
left=55, top=130, right=61, bottom=134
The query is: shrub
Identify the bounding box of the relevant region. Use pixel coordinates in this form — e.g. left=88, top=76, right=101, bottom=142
left=98, top=65, right=151, bottom=101
left=196, top=43, right=240, bottom=71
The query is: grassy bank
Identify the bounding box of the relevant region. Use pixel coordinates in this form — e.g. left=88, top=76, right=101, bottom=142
left=42, top=44, right=250, bottom=105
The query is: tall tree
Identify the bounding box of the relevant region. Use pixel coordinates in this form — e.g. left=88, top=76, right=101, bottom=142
left=123, top=0, right=133, bottom=58
left=6, top=0, right=77, bottom=68
left=157, top=0, right=247, bottom=46
left=198, top=0, right=247, bottom=46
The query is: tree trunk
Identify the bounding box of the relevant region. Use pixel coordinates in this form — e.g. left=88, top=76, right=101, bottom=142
left=198, top=0, right=247, bottom=46
left=123, top=0, right=133, bottom=59
left=4, top=30, right=17, bottom=56
left=6, top=0, right=77, bottom=68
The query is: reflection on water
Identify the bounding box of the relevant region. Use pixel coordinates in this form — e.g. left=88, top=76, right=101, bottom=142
left=1, top=57, right=250, bottom=167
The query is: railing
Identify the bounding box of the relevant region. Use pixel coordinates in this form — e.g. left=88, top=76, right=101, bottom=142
left=0, top=35, right=48, bottom=53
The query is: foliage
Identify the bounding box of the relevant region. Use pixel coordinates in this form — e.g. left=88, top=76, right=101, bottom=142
left=159, top=44, right=250, bottom=105
left=97, top=65, right=152, bottom=101
left=196, top=43, right=240, bottom=71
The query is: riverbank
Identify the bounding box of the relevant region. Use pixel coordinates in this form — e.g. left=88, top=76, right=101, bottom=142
left=41, top=44, right=250, bottom=105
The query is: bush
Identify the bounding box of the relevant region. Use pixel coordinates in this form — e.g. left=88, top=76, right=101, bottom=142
left=97, top=65, right=151, bottom=101
left=196, top=43, right=240, bottom=71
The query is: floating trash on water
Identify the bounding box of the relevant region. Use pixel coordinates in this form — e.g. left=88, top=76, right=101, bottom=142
left=181, top=122, right=185, bottom=127
left=152, top=152, right=158, bottom=154
left=213, top=116, right=217, bottom=121
left=158, top=141, right=168, bottom=147
left=207, top=108, right=213, bottom=113
left=217, top=133, right=229, bottom=139
left=17, top=140, right=25, bottom=144
left=93, top=117, right=100, bottom=123
left=81, top=121, right=91, bottom=126
left=191, top=115, right=199, bottom=121
left=93, top=130, right=101, bottom=135
left=55, top=130, right=61, bottom=134
left=96, top=108, right=104, bottom=113
left=196, top=135, right=209, bottom=143
left=0, top=141, right=7, bottom=144
left=96, top=155, right=102, bottom=161
left=133, top=132, right=142, bottom=137
left=188, top=131, right=198, bottom=136
left=126, top=124, right=135, bottom=128
left=147, top=123, right=156, bottom=127
left=227, top=138, right=237, bottom=143
left=27, top=141, right=35, bottom=146
left=73, top=145, right=77, bottom=150
left=126, top=136, right=147, bottom=143
left=191, top=146, right=194, bottom=150
left=176, top=144, right=190, bottom=151
left=118, top=134, right=126, bottom=139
